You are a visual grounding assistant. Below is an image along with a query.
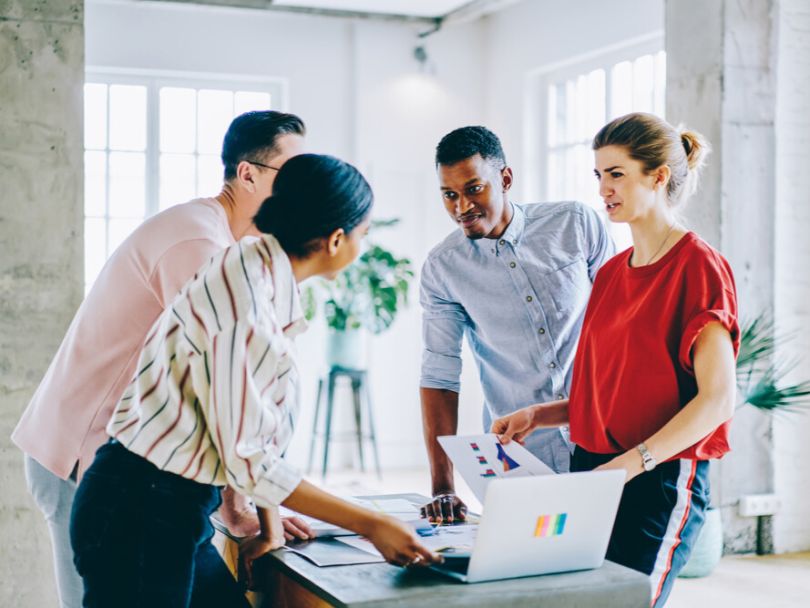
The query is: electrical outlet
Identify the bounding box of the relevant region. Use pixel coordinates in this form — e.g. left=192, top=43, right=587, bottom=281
left=738, top=493, right=781, bottom=517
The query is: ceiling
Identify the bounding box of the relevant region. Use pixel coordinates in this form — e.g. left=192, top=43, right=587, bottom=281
left=271, top=0, right=472, bottom=19
left=136, top=0, right=519, bottom=23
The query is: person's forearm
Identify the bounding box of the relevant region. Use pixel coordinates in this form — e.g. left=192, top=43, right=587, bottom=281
left=282, top=480, right=382, bottom=537
left=420, top=387, right=459, bottom=494
left=643, top=390, right=734, bottom=464
left=531, top=399, right=570, bottom=427
left=256, top=506, right=274, bottom=539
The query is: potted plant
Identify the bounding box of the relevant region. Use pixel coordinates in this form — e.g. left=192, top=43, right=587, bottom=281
left=302, top=219, right=415, bottom=369
left=680, top=314, right=810, bottom=578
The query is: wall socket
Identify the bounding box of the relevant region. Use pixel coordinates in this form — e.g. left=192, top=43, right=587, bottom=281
left=738, top=493, right=781, bottom=517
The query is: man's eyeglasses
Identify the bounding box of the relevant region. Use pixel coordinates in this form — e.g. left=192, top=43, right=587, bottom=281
left=246, top=160, right=281, bottom=171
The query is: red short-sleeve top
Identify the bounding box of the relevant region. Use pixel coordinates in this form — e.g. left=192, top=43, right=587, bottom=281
left=568, top=232, right=739, bottom=460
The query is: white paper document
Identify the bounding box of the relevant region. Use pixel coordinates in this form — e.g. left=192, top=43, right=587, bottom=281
left=438, top=433, right=554, bottom=502
left=280, top=496, right=429, bottom=538
left=338, top=523, right=479, bottom=558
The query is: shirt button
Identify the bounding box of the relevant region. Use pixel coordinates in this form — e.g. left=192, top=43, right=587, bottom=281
left=512, top=239, right=517, bottom=245
left=549, top=362, right=556, bottom=369
left=509, top=261, right=516, bottom=269
left=538, top=327, right=545, bottom=334
left=557, top=394, right=565, bottom=400
left=499, top=239, right=506, bottom=246
left=526, top=295, right=533, bottom=302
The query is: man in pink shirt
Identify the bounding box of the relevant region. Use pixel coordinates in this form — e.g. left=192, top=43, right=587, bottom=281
left=13, top=110, right=306, bottom=608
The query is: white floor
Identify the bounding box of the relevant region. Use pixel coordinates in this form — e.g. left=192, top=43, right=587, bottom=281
left=310, top=467, right=810, bottom=607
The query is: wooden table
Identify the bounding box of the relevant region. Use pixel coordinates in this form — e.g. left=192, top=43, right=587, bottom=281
left=251, top=493, right=651, bottom=608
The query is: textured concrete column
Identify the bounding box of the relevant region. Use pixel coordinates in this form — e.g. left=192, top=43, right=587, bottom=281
left=0, top=1, right=84, bottom=605
left=667, top=0, right=778, bottom=553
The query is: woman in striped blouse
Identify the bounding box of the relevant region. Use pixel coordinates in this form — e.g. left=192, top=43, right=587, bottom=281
left=70, top=154, right=440, bottom=608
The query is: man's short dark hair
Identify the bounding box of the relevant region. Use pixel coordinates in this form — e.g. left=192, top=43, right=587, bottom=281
left=435, top=125, right=507, bottom=168
left=221, top=110, right=306, bottom=180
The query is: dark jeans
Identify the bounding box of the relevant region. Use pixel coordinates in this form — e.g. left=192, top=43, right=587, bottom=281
left=70, top=441, right=249, bottom=608
left=571, top=446, right=709, bottom=608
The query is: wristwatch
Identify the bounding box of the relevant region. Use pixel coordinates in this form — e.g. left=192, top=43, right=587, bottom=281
left=636, top=442, right=656, bottom=472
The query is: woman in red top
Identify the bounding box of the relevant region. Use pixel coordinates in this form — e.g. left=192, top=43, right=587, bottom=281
left=493, top=112, right=739, bottom=607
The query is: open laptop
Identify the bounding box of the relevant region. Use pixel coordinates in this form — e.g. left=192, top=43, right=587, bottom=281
left=430, top=470, right=625, bottom=583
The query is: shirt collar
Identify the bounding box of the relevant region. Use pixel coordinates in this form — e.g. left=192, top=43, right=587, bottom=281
left=260, top=234, right=308, bottom=339
left=496, top=203, right=525, bottom=251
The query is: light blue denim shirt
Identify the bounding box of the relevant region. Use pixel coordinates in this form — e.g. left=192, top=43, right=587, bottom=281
left=420, top=201, right=615, bottom=472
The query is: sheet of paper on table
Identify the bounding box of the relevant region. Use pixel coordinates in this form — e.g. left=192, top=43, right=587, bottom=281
left=283, top=537, right=386, bottom=567
left=280, top=496, right=432, bottom=538
left=438, top=433, right=554, bottom=502
left=338, top=523, right=479, bottom=558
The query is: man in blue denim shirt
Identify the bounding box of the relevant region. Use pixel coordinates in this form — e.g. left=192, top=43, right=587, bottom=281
left=419, top=126, right=615, bottom=523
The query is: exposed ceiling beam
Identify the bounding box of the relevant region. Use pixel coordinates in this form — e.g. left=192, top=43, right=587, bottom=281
left=442, top=0, right=522, bottom=26
left=134, top=0, right=442, bottom=25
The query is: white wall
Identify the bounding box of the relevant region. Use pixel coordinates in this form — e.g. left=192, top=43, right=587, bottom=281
left=773, top=0, right=810, bottom=553
left=482, top=0, right=664, bottom=198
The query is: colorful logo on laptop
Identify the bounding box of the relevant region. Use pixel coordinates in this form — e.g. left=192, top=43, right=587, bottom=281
left=534, top=513, right=567, bottom=537
left=495, top=443, right=520, bottom=472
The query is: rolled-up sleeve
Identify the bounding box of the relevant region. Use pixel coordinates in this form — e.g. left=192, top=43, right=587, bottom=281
left=580, top=203, right=616, bottom=282
left=206, top=321, right=302, bottom=508
left=419, top=256, right=469, bottom=393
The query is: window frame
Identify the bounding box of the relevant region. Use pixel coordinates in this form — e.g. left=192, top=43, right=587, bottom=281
left=83, top=67, right=287, bottom=291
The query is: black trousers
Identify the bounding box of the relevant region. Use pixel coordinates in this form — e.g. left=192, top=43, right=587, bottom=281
left=571, top=446, right=709, bottom=607
left=70, top=441, right=250, bottom=608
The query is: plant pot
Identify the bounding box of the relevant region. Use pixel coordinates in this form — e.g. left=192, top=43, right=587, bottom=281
left=679, top=507, right=723, bottom=578
left=326, top=328, right=367, bottom=369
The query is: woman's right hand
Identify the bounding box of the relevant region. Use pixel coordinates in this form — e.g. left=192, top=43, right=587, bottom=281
left=364, top=514, right=442, bottom=568
left=491, top=405, right=541, bottom=445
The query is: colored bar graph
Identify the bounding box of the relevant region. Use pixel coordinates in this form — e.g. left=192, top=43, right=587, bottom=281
left=481, top=469, right=497, bottom=478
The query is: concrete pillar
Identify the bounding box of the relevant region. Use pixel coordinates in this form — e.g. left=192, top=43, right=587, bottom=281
left=667, top=0, right=778, bottom=553
left=0, top=1, right=84, bottom=605
left=773, top=0, right=810, bottom=553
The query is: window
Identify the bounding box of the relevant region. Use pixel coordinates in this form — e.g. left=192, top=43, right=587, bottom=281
left=83, top=70, right=284, bottom=292
left=531, top=36, right=665, bottom=249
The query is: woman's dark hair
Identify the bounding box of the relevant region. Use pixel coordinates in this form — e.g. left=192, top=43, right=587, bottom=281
left=221, top=111, right=306, bottom=180
left=254, top=154, right=373, bottom=257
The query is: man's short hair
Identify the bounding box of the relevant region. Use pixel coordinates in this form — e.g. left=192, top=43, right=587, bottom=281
left=221, top=111, right=306, bottom=180
left=435, top=125, right=507, bottom=168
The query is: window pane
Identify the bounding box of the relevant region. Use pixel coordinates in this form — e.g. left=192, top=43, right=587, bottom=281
left=610, top=61, right=633, bottom=119
left=586, top=69, right=606, bottom=138
left=547, top=150, right=561, bottom=200
left=654, top=51, right=667, bottom=117
left=197, top=154, right=223, bottom=196
left=108, top=152, right=146, bottom=218
left=160, top=87, right=196, bottom=153
left=160, top=153, right=197, bottom=211
left=84, top=217, right=106, bottom=292
left=108, top=218, right=142, bottom=254
left=234, top=91, right=271, bottom=115
left=197, top=89, right=233, bottom=154
left=109, top=85, right=147, bottom=151
left=564, top=79, right=576, bottom=144
left=632, top=54, right=655, bottom=113
left=84, top=84, right=107, bottom=150
left=84, top=151, right=107, bottom=216
left=546, top=85, right=557, bottom=147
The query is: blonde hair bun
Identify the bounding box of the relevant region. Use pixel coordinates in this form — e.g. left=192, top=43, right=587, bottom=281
left=680, top=129, right=710, bottom=172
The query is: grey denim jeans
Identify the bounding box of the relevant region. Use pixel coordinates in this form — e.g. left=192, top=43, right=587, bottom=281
left=24, top=454, right=83, bottom=608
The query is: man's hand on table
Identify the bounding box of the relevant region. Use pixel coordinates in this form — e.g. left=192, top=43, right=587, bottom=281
left=420, top=492, right=468, bottom=525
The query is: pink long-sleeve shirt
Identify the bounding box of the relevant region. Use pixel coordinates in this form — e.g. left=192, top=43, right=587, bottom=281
left=12, top=198, right=234, bottom=479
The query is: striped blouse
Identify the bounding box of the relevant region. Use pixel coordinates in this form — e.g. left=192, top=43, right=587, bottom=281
left=107, top=234, right=307, bottom=508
